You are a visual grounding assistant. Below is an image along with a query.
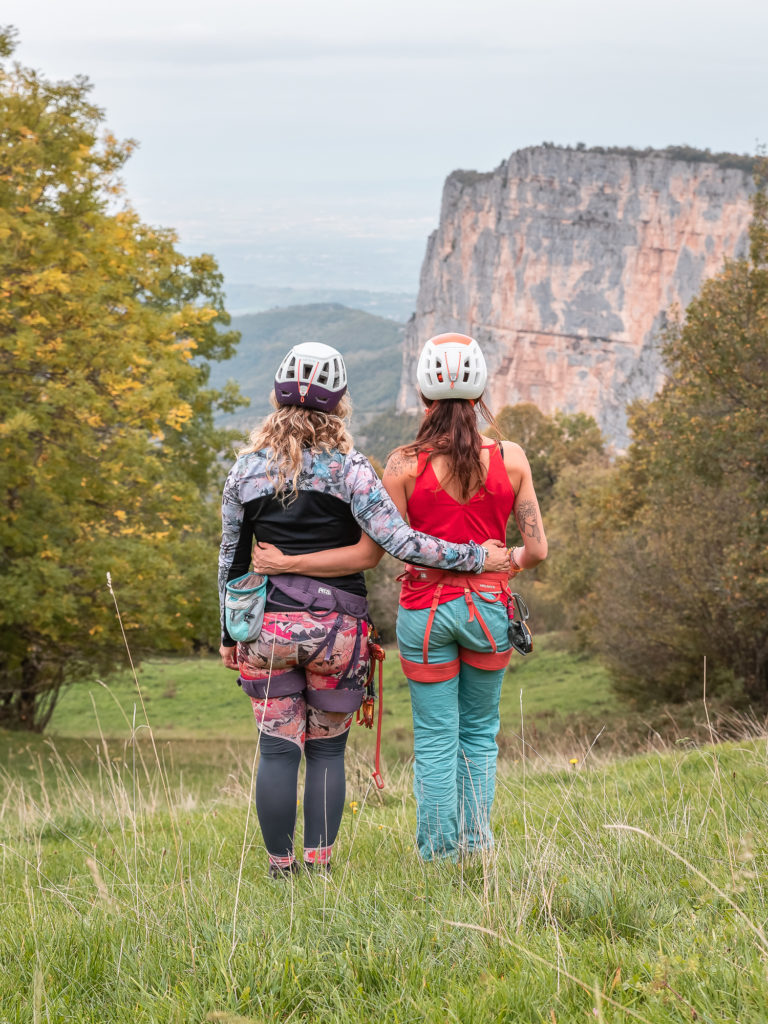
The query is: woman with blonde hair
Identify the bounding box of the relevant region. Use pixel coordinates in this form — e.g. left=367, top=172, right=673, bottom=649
left=219, top=341, right=510, bottom=877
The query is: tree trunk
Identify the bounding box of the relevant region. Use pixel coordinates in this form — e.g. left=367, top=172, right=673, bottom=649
left=0, top=653, right=62, bottom=732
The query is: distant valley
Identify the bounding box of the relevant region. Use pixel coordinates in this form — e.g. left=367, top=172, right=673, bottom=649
left=216, top=146, right=757, bottom=455
left=210, top=303, right=408, bottom=446
left=223, top=286, right=416, bottom=323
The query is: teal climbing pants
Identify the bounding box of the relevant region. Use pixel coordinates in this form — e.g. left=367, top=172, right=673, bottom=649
left=396, top=595, right=511, bottom=861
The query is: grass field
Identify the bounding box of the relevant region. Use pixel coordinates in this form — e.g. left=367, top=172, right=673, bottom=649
left=4, top=641, right=767, bottom=1021
left=49, top=635, right=620, bottom=767
left=2, top=719, right=768, bottom=1022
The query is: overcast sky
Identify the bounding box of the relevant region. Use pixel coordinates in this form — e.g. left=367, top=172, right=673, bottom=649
left=5, top=0, right=767, bottom=292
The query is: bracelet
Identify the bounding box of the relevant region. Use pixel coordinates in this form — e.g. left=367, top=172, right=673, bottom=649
left=509, top=547, right=523, bottom=573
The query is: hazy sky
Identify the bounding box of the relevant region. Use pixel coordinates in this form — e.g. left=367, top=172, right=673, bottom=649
left=5, top=0, right=767, bottom=291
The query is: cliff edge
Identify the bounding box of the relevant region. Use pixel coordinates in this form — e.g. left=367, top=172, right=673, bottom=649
left=397, top=146, right=753, bottom=445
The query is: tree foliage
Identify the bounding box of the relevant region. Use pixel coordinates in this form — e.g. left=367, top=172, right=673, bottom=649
left=484, top=404, right=606, bottom=633
left=543, top=456, right=632, bottom=643
left=542, top=141, right=758, bottom=174
left=493, top=403, right=606, bottom=515
left=548, top=170, right=768, bottom=706
left=0, top=31, right=243, bottom=729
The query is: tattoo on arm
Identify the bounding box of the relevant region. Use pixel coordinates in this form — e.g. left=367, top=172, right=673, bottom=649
left=515, top=500, right=542, bottom=542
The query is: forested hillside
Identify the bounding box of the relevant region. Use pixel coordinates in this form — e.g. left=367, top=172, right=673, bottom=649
left=209, top=303, right=405, bottom=433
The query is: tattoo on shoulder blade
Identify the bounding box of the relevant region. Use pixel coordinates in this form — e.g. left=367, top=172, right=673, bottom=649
left=515, top=500, right=542, bottom=542
left=386, top=450, right=416, bottom=477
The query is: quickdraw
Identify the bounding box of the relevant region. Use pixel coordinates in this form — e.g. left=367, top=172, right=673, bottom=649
left=356, top=626, right=386, bottom=789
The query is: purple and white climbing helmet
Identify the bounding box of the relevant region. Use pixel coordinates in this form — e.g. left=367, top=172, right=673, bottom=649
left=274, top=342, right=348, bottom=411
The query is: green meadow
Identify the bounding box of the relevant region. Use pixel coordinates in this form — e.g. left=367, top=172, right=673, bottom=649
left=2, top=641, right=768, bottom=1021
left=48, top=635, right=620, bottom=765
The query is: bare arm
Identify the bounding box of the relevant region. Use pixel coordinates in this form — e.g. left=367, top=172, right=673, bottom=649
left=251, top=534, right=384, bottom=576
left=503, top=442, right=548, bottom=569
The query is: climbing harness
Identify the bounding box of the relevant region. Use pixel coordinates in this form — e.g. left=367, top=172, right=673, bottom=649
left=397, top=566, right=535, bottom=679
left=266, top=574, right=369, bottom=691
left=397, top=565, right=515, bottom=680
left=251, top=573, right=387, bottom=787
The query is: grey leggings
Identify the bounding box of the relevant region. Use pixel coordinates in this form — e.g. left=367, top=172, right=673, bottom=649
left=255, top=731, right=349, bottom=861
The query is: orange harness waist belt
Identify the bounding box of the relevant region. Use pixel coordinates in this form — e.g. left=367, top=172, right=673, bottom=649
left=397, top=566, right=513, bottom=681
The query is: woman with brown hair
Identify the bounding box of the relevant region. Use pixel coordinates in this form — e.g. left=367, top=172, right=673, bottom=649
left=218, top=341, right=510, bottom=877
left=382, top=333, right=547, bottom=860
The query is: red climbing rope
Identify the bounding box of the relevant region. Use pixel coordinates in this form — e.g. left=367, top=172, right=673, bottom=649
left=357, top=633, right=386, bottom=789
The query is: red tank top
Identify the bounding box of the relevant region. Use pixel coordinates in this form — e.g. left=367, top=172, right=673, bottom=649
left=400, top=443, right=515, bottom=610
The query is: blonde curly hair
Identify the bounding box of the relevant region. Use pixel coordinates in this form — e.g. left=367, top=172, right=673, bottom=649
left=239, top=395, right=353, bottom=499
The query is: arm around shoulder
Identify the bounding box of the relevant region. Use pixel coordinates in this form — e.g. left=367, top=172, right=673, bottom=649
left=346, top=448, right=488, bottom=572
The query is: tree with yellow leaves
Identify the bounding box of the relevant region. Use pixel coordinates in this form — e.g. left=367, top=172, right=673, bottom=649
left=0, top=28, right=244, bottom=729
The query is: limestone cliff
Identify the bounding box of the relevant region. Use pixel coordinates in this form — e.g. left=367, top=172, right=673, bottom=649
left=397, top=147, right=754, bottom=445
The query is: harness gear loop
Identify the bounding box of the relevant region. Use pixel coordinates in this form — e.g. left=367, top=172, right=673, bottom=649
left=463, top=586, right=498, bottom=652
left=423, top=584, right=444, bottom=663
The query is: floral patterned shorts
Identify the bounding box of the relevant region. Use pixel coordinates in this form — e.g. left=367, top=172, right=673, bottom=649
left=238, top=609, right=369, bottom=749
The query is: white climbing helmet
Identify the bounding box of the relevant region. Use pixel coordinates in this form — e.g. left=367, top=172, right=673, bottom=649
left=416, top=333, right=488, bottom=401
left=274, top=342, right=348, bottom=410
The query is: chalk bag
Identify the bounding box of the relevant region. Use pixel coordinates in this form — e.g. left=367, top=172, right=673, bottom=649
left=225, top=572, right=268, bottom=643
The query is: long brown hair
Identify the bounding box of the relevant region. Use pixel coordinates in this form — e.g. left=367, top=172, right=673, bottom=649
left=398, top=396, right=501, bottom=502
left=239, top=395, right=353, bottom=499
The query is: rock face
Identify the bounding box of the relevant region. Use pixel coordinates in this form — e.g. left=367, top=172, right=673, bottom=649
left=397, top=147, right=753, bottom=445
